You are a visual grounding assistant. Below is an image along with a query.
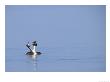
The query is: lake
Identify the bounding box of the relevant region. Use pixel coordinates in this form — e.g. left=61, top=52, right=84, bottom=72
left=5, top=45, right=106, bottom=72
left=5, top=5, right=106, bottom=72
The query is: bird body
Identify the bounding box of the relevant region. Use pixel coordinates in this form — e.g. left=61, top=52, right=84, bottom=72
left=26, top=41, right=41, bottom=56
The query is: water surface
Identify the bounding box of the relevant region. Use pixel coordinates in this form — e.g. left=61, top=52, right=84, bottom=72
left=5, top=5, right=106, bottom=72
left=5, top=46, right=106, bottom=72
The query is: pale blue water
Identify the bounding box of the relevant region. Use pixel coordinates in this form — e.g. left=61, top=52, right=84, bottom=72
left=5, top=5, right=106, bottom=72
left=5, top=46, right=106, bottom=72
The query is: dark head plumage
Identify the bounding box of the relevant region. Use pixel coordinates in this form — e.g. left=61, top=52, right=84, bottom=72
left=32, top=41, right=37, bottom=46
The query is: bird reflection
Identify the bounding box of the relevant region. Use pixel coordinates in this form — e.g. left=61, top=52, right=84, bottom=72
left=32, top=58, right=38, bottom=72
left=27, top=55, right=38, bottom=72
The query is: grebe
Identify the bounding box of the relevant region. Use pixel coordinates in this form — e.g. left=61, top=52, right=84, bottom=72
left=26, top=41, right=41, bottom=55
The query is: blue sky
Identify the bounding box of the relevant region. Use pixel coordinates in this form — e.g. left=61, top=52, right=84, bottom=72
left=5, top=5, right=106, bottom=48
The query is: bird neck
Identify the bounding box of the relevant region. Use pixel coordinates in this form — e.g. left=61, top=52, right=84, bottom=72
left=32, top=46, right=36, bottom=52
left=27, top=46, right=32, bottom=52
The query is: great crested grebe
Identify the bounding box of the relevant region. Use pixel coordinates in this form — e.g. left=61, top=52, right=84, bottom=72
left=26, top=41, right=41, bottom=55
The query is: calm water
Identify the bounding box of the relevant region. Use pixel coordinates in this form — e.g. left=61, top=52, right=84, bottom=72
left=5, top=46, right=106, bottom=72
left=5, top=5, right=106, bottom=72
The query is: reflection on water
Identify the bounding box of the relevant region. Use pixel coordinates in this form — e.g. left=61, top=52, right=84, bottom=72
left=5, top=47, right=106, bottom=72
left=27, top=55, right=38, bottom=72
left=33, top=60, right=37, bottom=72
